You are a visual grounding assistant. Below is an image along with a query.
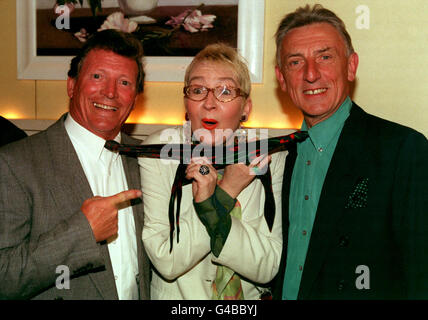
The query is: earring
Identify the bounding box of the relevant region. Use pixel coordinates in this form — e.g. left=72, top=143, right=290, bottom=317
left=240, top=114, right=247, bottom=122
left=185, top=113, right=189, bottom=121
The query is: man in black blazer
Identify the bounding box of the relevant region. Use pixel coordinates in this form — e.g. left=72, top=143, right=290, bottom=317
left=0, top=116, right=27, bottom=147
left=0, top=30, right=150, bottom=299
left=272, top=4, right=428, bottom=299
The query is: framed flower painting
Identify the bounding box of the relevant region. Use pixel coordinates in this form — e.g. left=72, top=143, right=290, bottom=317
left=16, top=0, right=264, bottom=82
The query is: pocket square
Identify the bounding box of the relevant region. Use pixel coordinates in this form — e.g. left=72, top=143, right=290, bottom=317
left=345, top=177, right=369, bottom=209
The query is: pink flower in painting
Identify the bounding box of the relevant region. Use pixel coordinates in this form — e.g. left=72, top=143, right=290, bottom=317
left=166, top=9, right=216, bottom=33
left=74, top=28, right=89, bottom=42
left=98, top=12, right=138, bottom=33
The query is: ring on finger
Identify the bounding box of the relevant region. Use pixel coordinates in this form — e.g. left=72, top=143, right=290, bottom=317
left=199, top=165, right=210, bottom=176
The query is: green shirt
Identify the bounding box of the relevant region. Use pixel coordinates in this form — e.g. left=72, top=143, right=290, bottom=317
left=282, top=97, right=352, bottom=300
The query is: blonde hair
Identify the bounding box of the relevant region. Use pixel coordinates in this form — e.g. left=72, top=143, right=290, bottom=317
left=184, top=43, right=251, bottom=97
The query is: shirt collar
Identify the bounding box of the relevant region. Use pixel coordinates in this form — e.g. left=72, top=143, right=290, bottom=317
left=64, top=113, right=121, bottom=163
left=301, top=96, right=352, bottom=152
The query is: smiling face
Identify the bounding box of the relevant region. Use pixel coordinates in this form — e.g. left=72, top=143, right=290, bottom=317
left=67, top=49, right=139, bottom=140
left=185, top=61, right=252, bottom=145
left=275, top=22, right=358, bottom=128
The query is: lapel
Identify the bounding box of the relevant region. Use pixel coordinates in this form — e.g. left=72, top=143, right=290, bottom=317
left=46, top=115, right=94, bottom=213
left=45, top=114, right=118, bottom=299
left=298, top=104, right=370, bottom=299
left=273, top=145, right=297, bottom=299
left=281, top=145, right=297, bottom=252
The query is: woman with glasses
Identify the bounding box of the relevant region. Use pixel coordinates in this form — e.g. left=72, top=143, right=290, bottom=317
left=139, top=43, right=286, bottom=299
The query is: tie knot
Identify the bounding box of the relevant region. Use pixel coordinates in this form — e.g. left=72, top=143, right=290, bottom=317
left=293, top=131, right=309, bottom=143
left=104, top=140, right=121, bottom=152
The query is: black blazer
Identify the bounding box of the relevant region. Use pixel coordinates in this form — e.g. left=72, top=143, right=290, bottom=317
left=272, top=103, right=428, bottom=299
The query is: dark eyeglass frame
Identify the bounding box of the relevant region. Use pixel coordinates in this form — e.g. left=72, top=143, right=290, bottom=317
left=183, top=85, right=248, bottom=103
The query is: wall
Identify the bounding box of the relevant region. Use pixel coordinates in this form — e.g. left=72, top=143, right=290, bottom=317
left=2, top=0, right=427, bottom=137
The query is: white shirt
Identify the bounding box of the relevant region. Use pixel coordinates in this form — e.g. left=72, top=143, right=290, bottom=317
left=65, top=114, right=139, bottom=300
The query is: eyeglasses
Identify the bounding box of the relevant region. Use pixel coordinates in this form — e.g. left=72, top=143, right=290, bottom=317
left=183, top=85, right=248, bottom=103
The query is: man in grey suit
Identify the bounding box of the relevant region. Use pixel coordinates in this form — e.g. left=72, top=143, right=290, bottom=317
left=0, top=30, right=150, bottom=299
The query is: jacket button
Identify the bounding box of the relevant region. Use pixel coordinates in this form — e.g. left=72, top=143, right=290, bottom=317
left=338, top=236, right=349, bottom=247
left=337, top=280, right=345, bottom=291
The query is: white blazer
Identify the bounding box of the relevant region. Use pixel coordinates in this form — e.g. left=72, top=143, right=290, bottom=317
left=139, top=127, right=285, bottom=299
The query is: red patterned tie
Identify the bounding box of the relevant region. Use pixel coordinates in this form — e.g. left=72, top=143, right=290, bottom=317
left=105, top=131, right=308, bottom=251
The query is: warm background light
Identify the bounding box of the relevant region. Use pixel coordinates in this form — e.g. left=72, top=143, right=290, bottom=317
left=1, top=111, right=24, bottom=119
left=1, top=1, right=427, bottom=137
left=2, top=111, right=18, bottom=119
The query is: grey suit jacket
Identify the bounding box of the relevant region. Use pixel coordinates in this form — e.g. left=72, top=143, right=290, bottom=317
left=0, top=114, right=150, bottom=300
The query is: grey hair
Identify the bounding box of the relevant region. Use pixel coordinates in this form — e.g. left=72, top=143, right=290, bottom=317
left=275, top=4, right=355, bottom=69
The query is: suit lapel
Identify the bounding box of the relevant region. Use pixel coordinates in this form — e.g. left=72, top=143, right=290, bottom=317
left=46, top=115, right=93, bottom=213
left=298, top=104, right=370, bottom=299
left=45, top=114, right=118, bottom=299
left=281, top=145, right=297, bottom=262
left=273, top=145, right=297, bottom=299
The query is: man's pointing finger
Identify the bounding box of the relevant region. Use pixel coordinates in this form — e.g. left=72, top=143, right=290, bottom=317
left=108, top=189, right=142, bottom=207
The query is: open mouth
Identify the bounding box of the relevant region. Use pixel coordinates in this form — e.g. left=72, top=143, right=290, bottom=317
left=201, top=118, right=218, bottom=130
left=94, top=102, right=118, bottom=111
left=303, top=88, right=327, bottom=95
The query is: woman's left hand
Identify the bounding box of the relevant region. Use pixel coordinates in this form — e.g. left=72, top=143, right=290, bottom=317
left=218, top=154, right=271, bottom=199
left=185, top=158, right=217, bottom=203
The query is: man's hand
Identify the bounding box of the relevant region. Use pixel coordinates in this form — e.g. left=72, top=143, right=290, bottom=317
left=81, top=189, right=142, bottom=242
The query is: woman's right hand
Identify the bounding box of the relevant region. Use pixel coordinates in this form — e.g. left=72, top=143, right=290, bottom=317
left=218, top=154, right=271, bottom=199
left=185, top=158, right=217, bottom=203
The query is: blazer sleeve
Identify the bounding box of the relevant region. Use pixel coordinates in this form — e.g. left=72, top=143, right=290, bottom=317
left=0, top=152, right=105, bottom=299
left=211, top=151, right=285, bottom=284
